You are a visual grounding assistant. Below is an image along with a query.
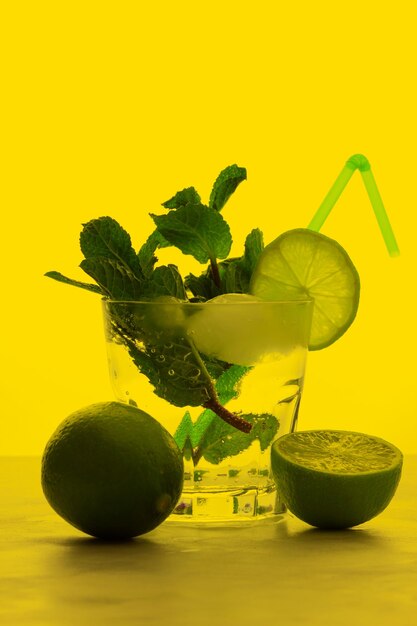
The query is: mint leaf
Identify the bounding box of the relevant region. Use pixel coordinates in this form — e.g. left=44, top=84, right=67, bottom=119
left=216, top=229, right=265, bottom=294
left=107, top=303, right=216, bottom=408
left=151, top=203, right=232, bottom=264
left=107, top=316, right=163, bottom=387
left=122, top=332, right=212, bottom=408
left=137, top=230, right=170, bottom=278
left=220, top=261, right=247, bottom=293
left=200, top=413, right=278, bottom=465
left=184, top=272, right=221, bottom=301
left=162, top=187, right=201, bottom=209
left=142, top=264, right=187, bottom=300
left=202, top=355, right=231, bottom=380
left=149, top=337, right=212, bottom=407
left=80, top=257, right=143, bottom=299
left=209, top=164, right=247, bottom=212
left=242, top=228, right=264, bottom=272
left=173, top=411, right=193, bottom=451
left=44, top=271, right=105, bottom=295
left=215, top=363, right=250, bottom=403
left=80, top=217, right=143, bottom=278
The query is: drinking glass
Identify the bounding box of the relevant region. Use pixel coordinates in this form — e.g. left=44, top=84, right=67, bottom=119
left=102, top=298, right=313, bottom=523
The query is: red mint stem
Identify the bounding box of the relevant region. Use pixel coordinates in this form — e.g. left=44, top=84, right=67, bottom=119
left=203, top=399, right=252, bottom=433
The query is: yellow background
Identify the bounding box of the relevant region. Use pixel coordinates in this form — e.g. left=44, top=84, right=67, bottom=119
left=1, top=1, right=416, bottom=455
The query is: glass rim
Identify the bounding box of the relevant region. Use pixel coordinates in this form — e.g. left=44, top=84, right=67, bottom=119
left=102, top=297, right=314, bottom=306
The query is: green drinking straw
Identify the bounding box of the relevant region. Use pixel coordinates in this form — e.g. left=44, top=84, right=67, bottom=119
left=307, top=154, right=400, bottom=257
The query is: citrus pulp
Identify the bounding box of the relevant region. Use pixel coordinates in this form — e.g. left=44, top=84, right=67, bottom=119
left=271, top=430, right=403, bottom=529
left=250, top=228, right=360, bottom=350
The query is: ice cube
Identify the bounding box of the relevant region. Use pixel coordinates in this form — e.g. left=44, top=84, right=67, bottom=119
left=186, top=293, right=298, bottom=366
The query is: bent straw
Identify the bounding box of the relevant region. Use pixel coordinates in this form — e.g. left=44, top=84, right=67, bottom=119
left=307, top=154, right=400, bottom=257
left=307, top=165, right=355, bottom=233
left=360, top=167, right=399, bottom=257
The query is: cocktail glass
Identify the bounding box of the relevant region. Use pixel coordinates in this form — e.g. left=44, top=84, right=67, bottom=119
left=102, top=298, right=313, bottom=523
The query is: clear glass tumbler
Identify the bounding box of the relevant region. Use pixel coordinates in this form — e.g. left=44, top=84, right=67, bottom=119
left=102, top=298, right=313, bottom=523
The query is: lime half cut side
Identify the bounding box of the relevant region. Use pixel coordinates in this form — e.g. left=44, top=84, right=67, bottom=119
left=250, top=229, right=360, bottom=350
left=271, top=430, right=403, bottom=529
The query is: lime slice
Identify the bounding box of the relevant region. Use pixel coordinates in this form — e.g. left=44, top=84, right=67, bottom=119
left=250, top=228, right=360, bottom=350
left=271, top=430, right=403, bottom=529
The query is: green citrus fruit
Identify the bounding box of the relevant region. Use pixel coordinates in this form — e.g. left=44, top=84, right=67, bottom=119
left=250, top=228, right=360, bottom=350
left=271, top=430, right=403, bottom=529
left=41, top=402, right=184, bottom=539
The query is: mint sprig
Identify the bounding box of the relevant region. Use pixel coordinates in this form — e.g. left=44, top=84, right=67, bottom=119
left=173, top=364, right=279, bottom=465
left=151, top=164, right=247, bottom=288
left=174, top=364, right=249, bottom=449
left=46, top=164, right=272, bottom=459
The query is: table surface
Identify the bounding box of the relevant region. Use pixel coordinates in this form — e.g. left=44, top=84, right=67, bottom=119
left=1, top=456, right=416, bottom=626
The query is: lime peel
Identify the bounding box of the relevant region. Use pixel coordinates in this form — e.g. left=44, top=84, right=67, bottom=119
left=250, top=229, right=360, bottom=350
left=271, top=429, right=403, bottom=529
left=41, top=402, right=184, bottom=539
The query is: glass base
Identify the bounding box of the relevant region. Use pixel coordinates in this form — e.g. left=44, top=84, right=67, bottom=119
left=168, top=485, right=286, bottom=524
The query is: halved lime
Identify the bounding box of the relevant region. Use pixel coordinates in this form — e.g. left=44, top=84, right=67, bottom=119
left=250, top=228, right=360, bottom=350
left=271, top=430, right=403, bottom=529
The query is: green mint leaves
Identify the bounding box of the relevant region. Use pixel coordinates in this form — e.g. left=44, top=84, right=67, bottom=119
left=151, top=203, right=232, bottom=264
left=45, top=164, right=281, bottom=464
left=175, top=410, right=278, bottom=466
left=109, top=315, right=214, bottom=408
left=174, top=365, right=249, bottom=450
left=162, top=186, right=201, bottom=209
left=46, top=165, right=248, bottom=299
left=197, top=413, right=278, bottom=465
left=80, top=216, right=144, bottom=278
left=43, top=271, right=105, bottom=295
left=151, top=165, right=246, bottom=266
left=242, top=228, right=265, bottom=272
left=137, top=230, right=171, bottom=278
left=173, top=364, right=279, bottom=464
left=140, top=265, right=187, bottom=300
left=80, top=257, right=143, bottom=300
left=185, top=228, right=264, bottom=299
left=48, top=216, right=185, bottom=301
left=209, top=164, right=247, bottom=212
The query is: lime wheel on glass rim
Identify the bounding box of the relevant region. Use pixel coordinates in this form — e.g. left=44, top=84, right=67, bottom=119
left=250, top=228, right=360, bottom=350
left=271, top=430, right=403, bottom=529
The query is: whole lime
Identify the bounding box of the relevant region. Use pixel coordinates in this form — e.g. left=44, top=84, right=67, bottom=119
left=41, top=402, right=184, bottom=539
